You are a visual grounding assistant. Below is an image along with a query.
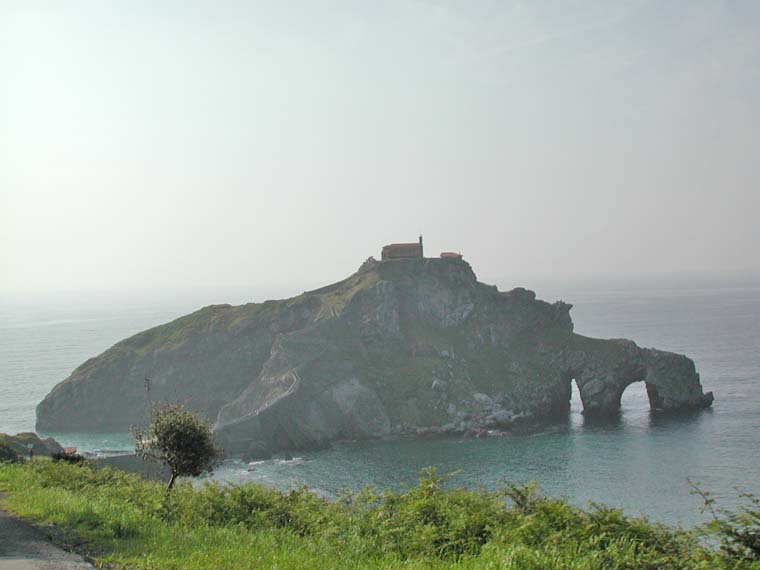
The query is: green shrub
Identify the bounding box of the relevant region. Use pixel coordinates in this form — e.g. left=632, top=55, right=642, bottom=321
left=350, top=468, right=509, bottom=558
left=713, top=496, right=760, bottom=563
left=691, top=480, right=760, bottom=564
left=0, top=442, right=20, bottom=463
left=51, top=451, right=87, bottom=464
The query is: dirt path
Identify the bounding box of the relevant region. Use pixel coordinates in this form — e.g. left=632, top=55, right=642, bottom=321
left=0, top=504, right=92, bottom=570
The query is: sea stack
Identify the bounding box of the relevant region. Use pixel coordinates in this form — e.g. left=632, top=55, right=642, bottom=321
left=37, top=250, right=713, bottom=457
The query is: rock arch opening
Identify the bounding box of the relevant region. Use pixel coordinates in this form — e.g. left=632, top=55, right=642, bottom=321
left=620, top=381, right=649, bottom=412
left=562, top=346, right=713, bottom=417
left=569, top=378, right=584, bottom=413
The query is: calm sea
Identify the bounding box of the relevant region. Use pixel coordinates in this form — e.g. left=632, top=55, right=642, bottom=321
left=1, top=280, right=758, bottom=528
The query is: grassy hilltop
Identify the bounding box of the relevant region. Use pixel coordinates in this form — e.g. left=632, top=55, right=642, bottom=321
left=0, top=461, right=757, bottom=569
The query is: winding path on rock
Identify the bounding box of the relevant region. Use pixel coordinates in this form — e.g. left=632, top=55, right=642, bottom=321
left=0, top=502, right=92, bottom=570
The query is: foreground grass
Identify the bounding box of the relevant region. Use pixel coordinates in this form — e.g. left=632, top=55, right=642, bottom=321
left=0, top=461, right=755, bottom=569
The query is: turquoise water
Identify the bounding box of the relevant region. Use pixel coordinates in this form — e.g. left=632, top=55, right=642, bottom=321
left=1, top=282, right=758, bottom=527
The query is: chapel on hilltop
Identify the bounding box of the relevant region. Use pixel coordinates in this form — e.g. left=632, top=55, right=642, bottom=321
left=381, top=236, right=424, bottom=260
left=380, top=236, right=464, bottom=261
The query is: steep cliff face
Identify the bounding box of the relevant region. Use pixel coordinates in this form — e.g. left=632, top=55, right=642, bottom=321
left=36, top=258, right=713, bottom=456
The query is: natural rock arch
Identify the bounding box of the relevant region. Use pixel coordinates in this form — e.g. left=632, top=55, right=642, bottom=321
left=562, top=338, right=714, bottom=416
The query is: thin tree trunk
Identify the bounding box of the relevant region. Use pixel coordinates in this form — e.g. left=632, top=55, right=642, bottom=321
left=167, top=472, right=176, bottom=492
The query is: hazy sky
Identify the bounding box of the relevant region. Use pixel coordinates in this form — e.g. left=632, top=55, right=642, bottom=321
left=2, top=1, right=759, bottom=297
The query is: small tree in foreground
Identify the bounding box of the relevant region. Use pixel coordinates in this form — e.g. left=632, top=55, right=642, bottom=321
left=133, top=403, right=222, bottom=491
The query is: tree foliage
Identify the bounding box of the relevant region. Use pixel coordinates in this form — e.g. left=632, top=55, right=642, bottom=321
left=133, top=403, right=221, bottom=490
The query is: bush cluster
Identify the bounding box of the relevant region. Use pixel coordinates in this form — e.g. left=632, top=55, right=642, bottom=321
left=51, top=451, right=87, bottom=464
left=0, top=442, right=20, bottom=463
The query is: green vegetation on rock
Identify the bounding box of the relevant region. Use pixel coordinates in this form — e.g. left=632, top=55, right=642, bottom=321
left=0, top=432, right=64, bottom=458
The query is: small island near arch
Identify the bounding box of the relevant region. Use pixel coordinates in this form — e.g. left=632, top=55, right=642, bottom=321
left=36, top=237, right=714, bottom=459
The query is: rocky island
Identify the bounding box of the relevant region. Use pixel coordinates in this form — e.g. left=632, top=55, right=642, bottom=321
left=37, top=247, right=713, bottom=458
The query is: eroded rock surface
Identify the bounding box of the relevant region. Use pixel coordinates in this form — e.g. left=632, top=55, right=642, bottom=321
left=36, top=258, right=713, bottom=456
